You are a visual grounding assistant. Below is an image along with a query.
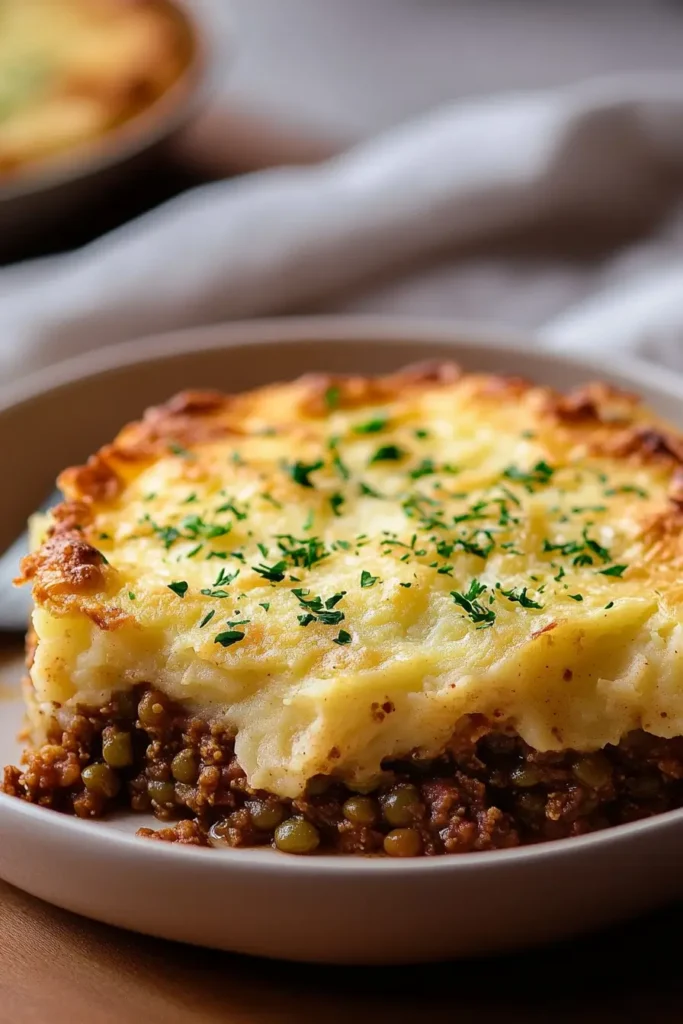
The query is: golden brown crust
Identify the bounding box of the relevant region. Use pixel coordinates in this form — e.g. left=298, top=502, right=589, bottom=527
left=54, top=364, right=683, bottom=508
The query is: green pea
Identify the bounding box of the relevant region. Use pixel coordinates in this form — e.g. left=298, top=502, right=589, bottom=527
left=81, top=762, right=120, bottom=799
left=148, top=780, right=175, bottom=806
left=381, top=784, right=423, bottom=827
left=342, top=795, right=377, bottom=826
left=510, top=766, right=542, bottom=788
left=171, top=749, right=199, bottom=784
left=102, top=727, right=133, bottom=768
left=572, top=753, right=612, bottom=790
left=138, top=690, right=169, bottom=730
left=274, top=818, right=320, bottom=855
left=247, top=799, right=286, bottom=832
left=306, top=775, right=330, bottom=796
left=383, top=828, right=422, bottom=857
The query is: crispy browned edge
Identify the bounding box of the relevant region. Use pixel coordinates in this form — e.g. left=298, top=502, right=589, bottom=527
left=0, top=0, right=194, bottom=177
left=16, top=359, right=683, bottom=616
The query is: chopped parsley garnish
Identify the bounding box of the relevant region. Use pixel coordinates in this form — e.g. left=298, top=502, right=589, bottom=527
left=213, top=567, right=240, bottom=587
left=325, top=385, right=341, bottom=410
left=598, top=564, right=627, bottom=577
left=288, top=460, right=324, bottom=488
left=497, top=585, right=543, bottom=609
left=214, top=630, right=245, bottom=648
left=359, top=481, right=383, bottom=498
left=259, top=602, right=270, bottom=612
left=573, top=553, right=593, bottom=567
left=260, top=492, right=283, bottom=509
left=167, top=581, right=188, bottom=598
left=329, top=492, right=345, bottom=517
left=276, top=534, right=329, bottom=569
left=128, top=592, right=136, bottom=601
left=414, top=429, right=430, bottom=439
left=353, top=416, right=388, bottom=435
left=399, top=582, right=412, bottom=588
left=604, top=601, right=614, bottom=609
left=199, top=610, right=215, bottom=628
left=187, top=544, right=203, bottom=558
left=215, top=500, right=248, bottom=520
left=582, top=527, right=610, bottom=563
left=292, top=588, right=346, bottom=626
left=99, top=533, right=111, bottom=540
left=168, top=442, right=192, bottom=458
left=360, top=570, right=379, bottom=588
left=333, top=629, right=352, bottom=645
left=568, top=594, right=584, bottom=602
left=409, top=459, right=436, bottom=480
left=503, top=460, right=554, bottom=491
left=182, top=493, right=198, bottom=504
left=252, top=560, right=288, bottom=582
left=302, top=510, right=315, bottom=532
left=257, top=542, right=269, bottom=558
left=604, top=485, right=649, bottom=498
left=451, top=580, right=496, bottom=626
left=369, top=444, right=405, bottom=465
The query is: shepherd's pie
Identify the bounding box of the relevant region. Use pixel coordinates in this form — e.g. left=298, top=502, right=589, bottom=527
left=7, top=362, right=683, bottom=856
left=0, top=0, right=190, bottom=177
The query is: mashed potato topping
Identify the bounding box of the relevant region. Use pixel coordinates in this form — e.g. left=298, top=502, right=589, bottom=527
left=19, top=364, right=683, bottom=798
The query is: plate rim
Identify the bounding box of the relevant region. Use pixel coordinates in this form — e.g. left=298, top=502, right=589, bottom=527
left=3, top=312, right=683, bottom=879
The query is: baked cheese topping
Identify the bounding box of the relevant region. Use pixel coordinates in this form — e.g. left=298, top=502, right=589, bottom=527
left=0, top=0, right=189, bottom=176
left=20, top=364, right=683, bottom=798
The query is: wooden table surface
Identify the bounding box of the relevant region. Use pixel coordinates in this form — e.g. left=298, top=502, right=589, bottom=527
left=1, top=636, right=683, bottom=1023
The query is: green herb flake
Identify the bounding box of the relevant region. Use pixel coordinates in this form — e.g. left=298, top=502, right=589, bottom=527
left=260, top=492, right=283, bottom=509
left=503, top=460, right=555, bottom=491
left=598, top=564, right=628, bottom=578
left=252, top=560, right=288, bottom=582
left=604, top=485, right=649, bottom=498
left=288, top=460, right=324, bottom=488
left=498, top=585, right=543, bottom=609
left=451, top=580, right=496, bottom=626
left=568, top=594, right=584, bottom=602
left=182, top=492, right=198, bottom=505
left=168, top=443, right=192, bottom=458
left=329, top=492, right=345, bottom=517
left=399, top=582, right=412, bottom=588
left=333, top=629, right=352, bottom=646
left=168, top=581, right=189, bottom=598
left=409, top=458, right=436, bottom=480
left=604, top=601, right=615, bottom=610
left=360, top=570, right=379, bottom=588
left=325, top=385, right=341, bottom=411
left=353, top=416, right=388, bottom=435
left=259, top=602, right=270, bottom=612
left=199, top=610, right=215, bottom=628
left=214, top=630, right=245, bottom=648
left=369, top=444, right=405, bottom=465
left=359, top=481, right=383, bottom=498
left=128, top=592, right=136, bottom=601
left=414, top=429, right=429, bottom=440
left=186, top=543, right=203, bottom=558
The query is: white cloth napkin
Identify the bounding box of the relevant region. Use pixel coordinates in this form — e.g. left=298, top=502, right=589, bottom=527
left=2, top=73, right=683, bottom=385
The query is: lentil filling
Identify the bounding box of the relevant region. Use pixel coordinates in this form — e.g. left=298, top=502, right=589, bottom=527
left=4, top=686, right=683, bottom=856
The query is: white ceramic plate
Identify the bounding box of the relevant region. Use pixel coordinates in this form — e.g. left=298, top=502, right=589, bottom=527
left=2, top=316, right=683, bottom=965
